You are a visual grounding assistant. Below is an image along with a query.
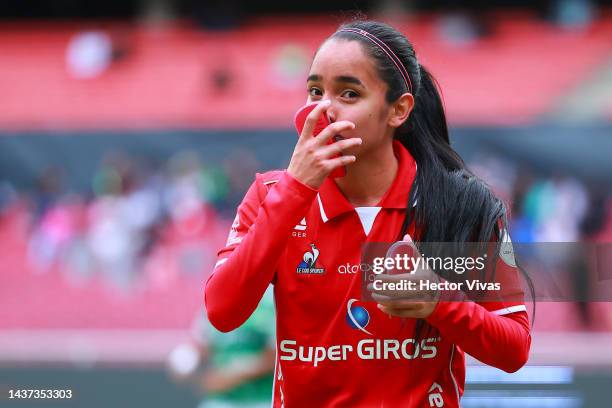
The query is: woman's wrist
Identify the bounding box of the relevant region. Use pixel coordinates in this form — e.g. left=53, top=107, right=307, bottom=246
left=283, top=170, right=319, bottom=195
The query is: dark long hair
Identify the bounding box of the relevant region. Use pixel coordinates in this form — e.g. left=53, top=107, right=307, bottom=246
left=331, top=20, right=534, bottom=336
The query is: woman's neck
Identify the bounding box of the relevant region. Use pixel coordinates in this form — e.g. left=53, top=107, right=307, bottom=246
left=335, top=141, right=398, bottom=207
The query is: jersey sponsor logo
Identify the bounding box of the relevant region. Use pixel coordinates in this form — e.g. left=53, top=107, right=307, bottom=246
left=292, top=218, right=307, bottom=238
left=279, top=337, right=440, bottom=367
left=296, top=243, right=325, bottom=274
left=337, top=262, right=374, bottom=274
left=346, top=299, right=372, bottom=335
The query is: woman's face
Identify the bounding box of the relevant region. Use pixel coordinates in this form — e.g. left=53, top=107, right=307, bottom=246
left=307, top=38, right=395, bottom=157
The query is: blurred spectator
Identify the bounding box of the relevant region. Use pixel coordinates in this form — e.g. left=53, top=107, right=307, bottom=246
left=168, top=287, right=276, bottom=408
left=12, top=149, right=230, bottom=292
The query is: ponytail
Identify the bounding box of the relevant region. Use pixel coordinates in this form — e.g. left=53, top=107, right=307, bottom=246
left=396, top=64, right=465, bottom=243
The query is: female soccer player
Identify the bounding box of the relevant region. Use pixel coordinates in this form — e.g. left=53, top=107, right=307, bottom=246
left=205, top=20, right=531, bottom=407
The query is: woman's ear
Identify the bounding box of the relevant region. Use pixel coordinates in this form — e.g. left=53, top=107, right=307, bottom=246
left=388, top=93, right=414, bottom=128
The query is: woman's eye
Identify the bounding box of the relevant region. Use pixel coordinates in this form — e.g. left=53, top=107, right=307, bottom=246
left=342, top=90, right=359, bottom=99
left=308, top=87, right=322, bottom=97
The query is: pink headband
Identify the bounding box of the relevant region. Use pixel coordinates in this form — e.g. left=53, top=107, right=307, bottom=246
left=337, top=28, right=413, bottom=94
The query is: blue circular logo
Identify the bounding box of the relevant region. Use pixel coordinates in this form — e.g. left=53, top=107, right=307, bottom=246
left=346, top=299, right=371, bottom=334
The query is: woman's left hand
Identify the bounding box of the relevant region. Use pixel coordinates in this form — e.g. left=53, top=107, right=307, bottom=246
left=367, top=234, right=440, bottom=319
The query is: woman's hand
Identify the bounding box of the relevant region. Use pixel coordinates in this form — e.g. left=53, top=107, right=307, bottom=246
left=287, top=100, right=362, bottom=189
left=368, top=234, right=440, bottom=319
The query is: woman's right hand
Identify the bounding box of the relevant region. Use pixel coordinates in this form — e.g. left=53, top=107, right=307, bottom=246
left=287, top=100, right=362, bottom=189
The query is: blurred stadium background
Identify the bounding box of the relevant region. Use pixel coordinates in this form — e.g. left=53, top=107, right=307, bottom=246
left=0, top=0, right=611, bottom=407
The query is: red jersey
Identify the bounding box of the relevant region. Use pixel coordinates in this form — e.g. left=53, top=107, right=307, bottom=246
left=205, top=141, right=530, bottom=407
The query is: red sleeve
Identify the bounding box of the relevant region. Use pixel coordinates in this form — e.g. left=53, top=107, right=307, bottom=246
left=204, top=171, right=317, bottom=332
left=426, top=301, right=530, bottom=373
left=426, top=229, right=531, bottom=373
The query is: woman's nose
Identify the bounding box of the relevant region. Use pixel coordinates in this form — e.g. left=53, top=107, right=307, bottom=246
left=325, top=101, right=337, bottom=123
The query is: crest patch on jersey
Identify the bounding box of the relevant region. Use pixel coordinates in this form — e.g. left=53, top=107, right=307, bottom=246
left=499, top=229, right=516, bottom=267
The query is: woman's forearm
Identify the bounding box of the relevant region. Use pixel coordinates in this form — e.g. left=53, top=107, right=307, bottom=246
left=205, top=171, right=317, bottom=332
left=426, top=301, right=531, bottom=373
